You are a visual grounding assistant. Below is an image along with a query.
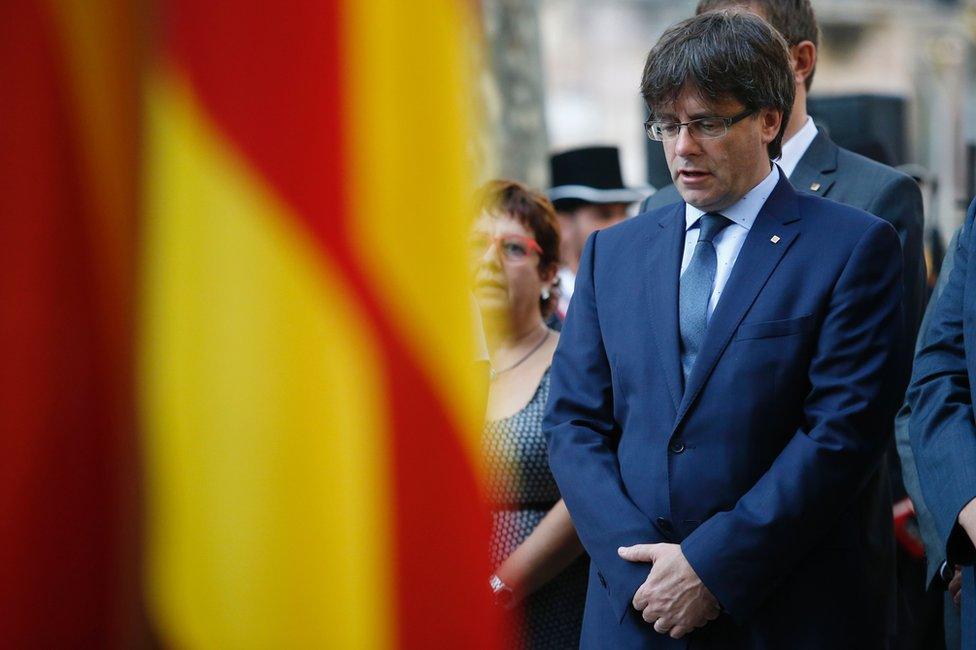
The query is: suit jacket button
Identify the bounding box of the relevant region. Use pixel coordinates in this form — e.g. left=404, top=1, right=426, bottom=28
left=669, top=439, right=685, bottom=454
left=656, top=517, right=673, bottom=533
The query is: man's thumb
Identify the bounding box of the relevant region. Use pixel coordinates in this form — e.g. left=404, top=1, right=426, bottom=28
left=617, top=543, right=657, bottom=562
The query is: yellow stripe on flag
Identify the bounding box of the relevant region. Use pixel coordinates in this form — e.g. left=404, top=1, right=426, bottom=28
left=345, top=0, right=485, bottom=459
left=141, top=69, right=393, bottom=649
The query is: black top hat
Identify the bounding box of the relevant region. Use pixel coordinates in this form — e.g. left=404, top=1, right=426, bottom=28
left=548, top=146, right=646, bottom=207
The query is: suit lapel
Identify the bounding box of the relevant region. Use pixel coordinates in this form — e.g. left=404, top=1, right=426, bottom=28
left=789, top=130, right=837, bottom=198
left=675, top=174, right=802, bottom=424
left=645, top=203, right=685, bottom=414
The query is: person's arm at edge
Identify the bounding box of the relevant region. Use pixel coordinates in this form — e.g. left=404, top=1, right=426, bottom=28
left=895, top=227, right=961, bottom=584
left=909, top=198, right=976, bottom=568
left=494, top=499, right=585, bottom=604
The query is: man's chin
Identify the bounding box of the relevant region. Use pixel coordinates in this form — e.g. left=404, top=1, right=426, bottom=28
left=676, top=187, right=715, bottom=212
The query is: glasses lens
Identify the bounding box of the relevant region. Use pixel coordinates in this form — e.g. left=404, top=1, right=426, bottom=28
left=649, top=122, right=680, bottom=141
left=693, top=118, right=727, bottom=139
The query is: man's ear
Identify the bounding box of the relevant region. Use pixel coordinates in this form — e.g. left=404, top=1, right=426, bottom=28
left=759, top=108, right=783, bottom=145
left=790, top=41, right=817, bottom=87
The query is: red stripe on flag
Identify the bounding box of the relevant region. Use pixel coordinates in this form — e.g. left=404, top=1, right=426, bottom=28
left=0, top=1, right=135, bottom=646
left=165, top=2, right=497, bottom=646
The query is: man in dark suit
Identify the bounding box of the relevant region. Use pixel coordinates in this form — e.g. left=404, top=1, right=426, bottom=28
left=545, top=10, right=904, bottom=648
left=641, top=5, right=928, bottom=640
left=640, top=0, right=926, bottom=346
left=908, top=199, right=976, bottom=649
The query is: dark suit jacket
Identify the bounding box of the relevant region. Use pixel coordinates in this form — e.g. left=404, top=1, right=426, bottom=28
left=641, top=130, right=926, bottom=350
left=896, top=228, right=961, bottom=583
left=546, top=174, right=903, bottom=648
left=908, top=198, right=976, bottom=649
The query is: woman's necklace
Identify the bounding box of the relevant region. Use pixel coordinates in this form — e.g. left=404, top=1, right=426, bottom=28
left=490, top=327, right=550, bottom=382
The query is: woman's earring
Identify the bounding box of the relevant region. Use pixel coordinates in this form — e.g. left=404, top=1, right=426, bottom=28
left=541, top=286, right=551, bottom=300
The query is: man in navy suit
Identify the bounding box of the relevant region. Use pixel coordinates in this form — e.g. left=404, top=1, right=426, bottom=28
left=642, top=4, right=928, bottom=641
left=544, top=10, right=904, bottom=648
left=908, top=198, right=976, bottom=650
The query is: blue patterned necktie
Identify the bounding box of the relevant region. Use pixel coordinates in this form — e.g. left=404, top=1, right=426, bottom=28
left=679, top=212, right=732, bottom=384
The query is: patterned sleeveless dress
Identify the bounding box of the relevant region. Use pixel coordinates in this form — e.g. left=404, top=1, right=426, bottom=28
left=483, top=368, right=588, bottom=649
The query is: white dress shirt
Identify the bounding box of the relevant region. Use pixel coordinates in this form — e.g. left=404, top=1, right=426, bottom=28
left=681, top=166, right=780, bottom=322
left=774, top=116, right=818, bottom=179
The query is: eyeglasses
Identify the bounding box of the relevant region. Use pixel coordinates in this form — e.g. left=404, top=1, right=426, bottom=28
left=469, top=234, right=543, bottom=263
left=645, top=108, right=756, bottom=142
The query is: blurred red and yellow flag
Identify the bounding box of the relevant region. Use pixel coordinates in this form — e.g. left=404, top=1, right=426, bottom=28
left=3, top=0, right=496, bottom=647
left=142, top=1, right=496, bottom=648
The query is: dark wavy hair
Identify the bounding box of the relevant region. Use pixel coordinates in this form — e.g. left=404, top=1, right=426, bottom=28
left=640, top=9, right=795, bottom=159
left=697, top=0, right=820, bottom=91
left=474, top=179, right=561, bottom=316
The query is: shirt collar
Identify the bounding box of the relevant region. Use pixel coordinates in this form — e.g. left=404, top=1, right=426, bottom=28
left=775, top=116, right=818, bottom=178
left=685, top=165, right=780, bottom=232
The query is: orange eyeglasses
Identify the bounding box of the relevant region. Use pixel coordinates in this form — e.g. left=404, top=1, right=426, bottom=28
left=470, top=233, right=543, bottom=264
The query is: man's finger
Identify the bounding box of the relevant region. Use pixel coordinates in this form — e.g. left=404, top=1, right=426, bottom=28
left=618, top=544, right=659, bottom=562
left=632, top=581, right=651, bottom=610
left=639, top=600, right=664, bottom=621
left=653, top=617, right=672, bottom=634
left=669, top=625, right=690, bottom=639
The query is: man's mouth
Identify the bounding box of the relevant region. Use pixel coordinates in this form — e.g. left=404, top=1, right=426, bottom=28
left=675, top=169, right=711, bottom=188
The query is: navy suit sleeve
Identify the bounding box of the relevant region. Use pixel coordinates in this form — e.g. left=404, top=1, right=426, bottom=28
left=896, top=227, right=962, bottom=583
left=544, top=231, right=662, bottom=623
left=908, top=199, right=976, bottom=567
left=681, top=219, right=904, bottom=622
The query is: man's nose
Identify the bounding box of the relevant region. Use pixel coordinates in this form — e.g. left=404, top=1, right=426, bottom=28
left=673, top=125, right=700, bottom=157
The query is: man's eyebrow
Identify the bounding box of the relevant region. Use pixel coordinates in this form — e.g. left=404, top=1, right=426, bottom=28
left=653, top=109, right=717, bottom=122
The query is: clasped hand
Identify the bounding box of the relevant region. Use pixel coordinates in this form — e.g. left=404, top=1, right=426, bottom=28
left=617, top=542, right=720, bottom=639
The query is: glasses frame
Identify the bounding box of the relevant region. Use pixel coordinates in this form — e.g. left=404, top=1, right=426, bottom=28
left=474, top=233, right=543, bottom=263
left=644, top=108, right=757, bottom=142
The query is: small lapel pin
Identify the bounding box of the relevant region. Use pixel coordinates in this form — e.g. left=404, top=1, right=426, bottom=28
left=810, top=182, right=821, bottom=191
left=770, top=235, right=781, bottom=244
